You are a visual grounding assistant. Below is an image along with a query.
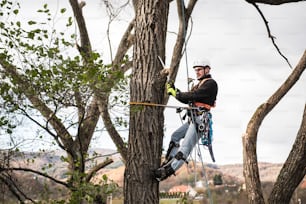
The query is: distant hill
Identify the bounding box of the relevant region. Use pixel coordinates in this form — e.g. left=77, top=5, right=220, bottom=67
left=98, top=160, right=284, bottom=188
left=5, top=148, right=122, bottom=179
left=218, top=162, right=284, bottom=182
left=3, top=149, right=288, bottom=186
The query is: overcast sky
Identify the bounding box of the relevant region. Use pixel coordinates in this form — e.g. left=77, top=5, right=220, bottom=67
left=2, top=0, right=305, bottom=165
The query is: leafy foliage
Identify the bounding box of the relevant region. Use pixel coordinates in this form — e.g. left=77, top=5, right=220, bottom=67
left=0, top=0, right=127, bottom=203
left=70, top=174, right=118, bottom=204
left=0, top=0, right=128, bottom=144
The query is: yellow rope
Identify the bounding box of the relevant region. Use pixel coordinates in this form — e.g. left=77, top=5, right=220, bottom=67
left=129, top=101, right=191, bottom=109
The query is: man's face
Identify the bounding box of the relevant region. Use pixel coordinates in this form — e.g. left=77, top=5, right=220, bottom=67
left=194, top=66, right=209, bottom=79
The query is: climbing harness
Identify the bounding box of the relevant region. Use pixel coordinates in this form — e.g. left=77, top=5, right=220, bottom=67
left=197, top=110, right=215, bottom=162
left=129, top=101, right=216, bottom=163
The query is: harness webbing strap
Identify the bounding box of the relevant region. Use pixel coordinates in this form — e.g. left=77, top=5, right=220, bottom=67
left=194, top=102, right=212, bottom=110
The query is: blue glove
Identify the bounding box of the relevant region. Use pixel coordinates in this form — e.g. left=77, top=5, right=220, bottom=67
left=166, top=82, right=177, bottom=97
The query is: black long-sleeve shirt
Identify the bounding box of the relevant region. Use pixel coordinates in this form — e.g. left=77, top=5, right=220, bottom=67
left=176, top=74, right=218, bottom=106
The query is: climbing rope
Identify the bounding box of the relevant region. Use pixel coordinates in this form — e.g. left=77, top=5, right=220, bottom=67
left=196, top=142, right=213, bottom=204
left=129, top=101, right=199, bottom=110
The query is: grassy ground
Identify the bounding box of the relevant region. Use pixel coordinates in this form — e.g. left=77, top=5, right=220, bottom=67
left=112, top=199, right=201, bottom=204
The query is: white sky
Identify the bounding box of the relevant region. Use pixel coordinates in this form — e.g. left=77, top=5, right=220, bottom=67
left=1, top=0, right=305, bottom=165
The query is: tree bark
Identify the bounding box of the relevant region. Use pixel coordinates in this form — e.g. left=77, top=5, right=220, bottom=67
left=124, top=1, right=169, bottom=203
left=242, top=50, right=306, bottom=204
left=268, top=104, right=306, bottom=203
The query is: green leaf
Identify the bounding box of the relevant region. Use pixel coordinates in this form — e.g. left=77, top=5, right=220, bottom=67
left=60, top=8, right=66, bottom=13
left=102, top=174, right=108, bottom=181
left=66, top=17, right=73, bottom=27
left=28, top=21, right=37, bottom=25
left=27, top=32, right=34, bottom=39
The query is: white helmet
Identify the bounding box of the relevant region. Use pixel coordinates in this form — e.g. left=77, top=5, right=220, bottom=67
left=193, top=59, right=211, bottom=68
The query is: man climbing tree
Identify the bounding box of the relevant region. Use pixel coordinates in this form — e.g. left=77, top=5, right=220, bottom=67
left=154, top=59, right=218, bottom=181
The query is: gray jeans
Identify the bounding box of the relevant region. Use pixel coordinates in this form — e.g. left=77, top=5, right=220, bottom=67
left=168, top=115, right=202, bottom=171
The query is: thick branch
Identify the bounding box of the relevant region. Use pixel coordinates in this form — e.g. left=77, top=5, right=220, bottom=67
left=268, top=104, right=306, bottom=203
left=69, top=0, right=92, bottom=53
left=69, top=0, right=101, bottom=163
left=76, top=96, right=100, bottom=152
left=74, top=91, right=86, bottom=123
left=246, top=0, right=306, bottom=5
left=1, top=173, right=37, bottom=203
left=0, top=167, right=70, bottom=188
left=97, top=95, right=127, bottom=162
left=0, top=175, right=27, bottom=203
left=85, top=158, right=113, bottom=182
left=247, top=50, right=306, bottom=135
left=113, top=18, right=135, bottom=67
left=94, top=19, right=135, bottom=161
left=169, top=0, right=197, bottom=79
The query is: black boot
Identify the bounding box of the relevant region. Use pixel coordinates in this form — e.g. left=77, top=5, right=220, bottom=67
left=154, top=162, right=175, bottom=182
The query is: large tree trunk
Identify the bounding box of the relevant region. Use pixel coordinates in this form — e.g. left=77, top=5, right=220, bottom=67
left=268, top=104, right=306, bottom=203
left=124, top=1, right=169, bottom=204
left=242, top=50, right=306, bottom=204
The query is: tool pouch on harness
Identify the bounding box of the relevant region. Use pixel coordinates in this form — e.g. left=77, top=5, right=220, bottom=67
left=197, top=111, right=213, bottom=146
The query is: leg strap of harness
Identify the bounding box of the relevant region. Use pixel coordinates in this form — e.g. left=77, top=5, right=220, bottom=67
left=175, top=151, right=188, bottom=164
left=165, top=141, right=179, bottom=160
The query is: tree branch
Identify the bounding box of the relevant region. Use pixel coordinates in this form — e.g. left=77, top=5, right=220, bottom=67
left=246, top=0, right=306, bottom=5
left=97, top=95, right=128, bottom=162
left=76, top=96, right=100, bottom=152
left=85, top=158, right=113, bottom=182
left=1, top=174, right=37, bottom=204
left=74, top=91, right=86, bottom=124
left=0, top=175, right=26, bottom=203
left=268, top=103, right=306, bottom=203
left=0, top=167, right=70, bottom=188
left=113, top=18, right=135, bottom=67
left=94, top=18, right=135, bottom=162
left=247, top=50, right=305, bottom=134
left=162, top=0, right=197, bottom=105
left=20, top=109, right=66, bottom=150
left=69, top=0, right=92, bottom=55
left=169, top=0, right=197, bottom=79
left=247, top=2, right=292, bottom=68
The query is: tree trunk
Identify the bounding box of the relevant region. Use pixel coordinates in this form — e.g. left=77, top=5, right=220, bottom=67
left=268, top=104, right=306, bottom=203
left=124, top=1, right=169, bottom=204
